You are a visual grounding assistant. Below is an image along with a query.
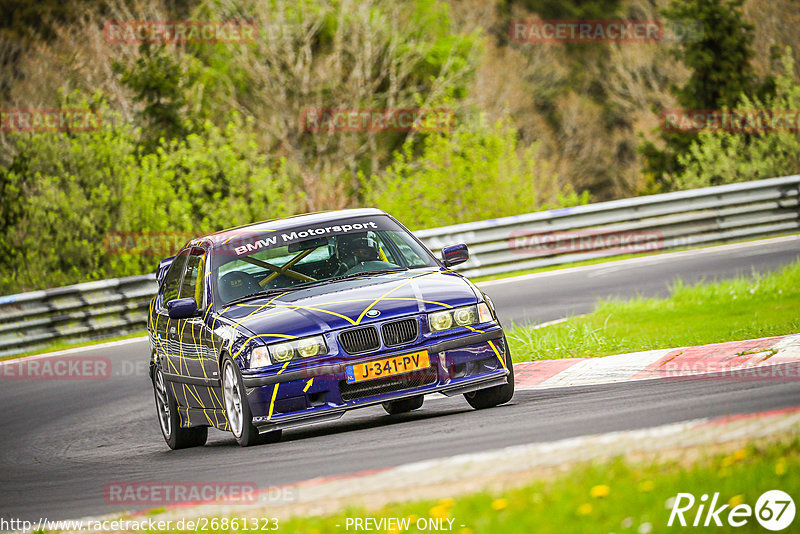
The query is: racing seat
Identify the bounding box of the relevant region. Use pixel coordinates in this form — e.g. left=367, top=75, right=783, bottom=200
left=218, top=271, right=261, bottom=303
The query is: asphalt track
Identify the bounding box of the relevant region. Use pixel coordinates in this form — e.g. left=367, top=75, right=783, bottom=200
left=1, top=237, right=799, bottom=522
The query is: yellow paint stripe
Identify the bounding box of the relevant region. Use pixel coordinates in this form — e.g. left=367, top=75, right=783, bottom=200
left=192, top=324, right=209, bottom=380
left=303, top=378, right=314, bottom=392
left=181, top=384, right=191, bottom=425
left=267, top=361, right=291, bottom=420
left=232, top=333, right=299, bottom=360
left=210, top=384, right=223, bottom=410
left=267, top=385, right=279, bottom=420
left=488, top=340, right=507, bottom=371
left=200, top=305, right=225, bottom=410
left=202, top=408, right=214, bottom=426
left=242, top=291, right=291, bottom=318
left=184, top=382, right=203, bottom=406
left=271, top=304, right=356, bottom=325
left=179, top=319, right=190, bottom=375
left=234, top=297, right=453, bottom=317
left=356, top=278, right=416, bottom=324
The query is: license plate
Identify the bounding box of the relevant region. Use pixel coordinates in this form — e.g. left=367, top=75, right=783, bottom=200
left=345, top=350, right=430, bottom=383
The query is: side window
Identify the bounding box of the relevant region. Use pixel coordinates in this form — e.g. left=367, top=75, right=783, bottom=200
left=161, top=249, right=189, bottom=306
left=179, top=248, right=206, bottom=308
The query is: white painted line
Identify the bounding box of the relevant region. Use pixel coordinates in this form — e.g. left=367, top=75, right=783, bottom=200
left=537, top=348, right=677, bottom=387
left=477, top=234, right=800, bottom=287
left=0, top=336, right=148, bottom=366
left=529, top=317, right=570, bottom=329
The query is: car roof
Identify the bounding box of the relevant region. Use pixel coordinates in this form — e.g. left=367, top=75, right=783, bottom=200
left=187, top=208, right=389, bottom=248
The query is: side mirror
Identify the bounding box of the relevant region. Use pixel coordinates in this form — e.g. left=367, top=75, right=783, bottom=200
left=167, top=297, right=199, bottom=319
left=441, top=243, right=469, bottom=268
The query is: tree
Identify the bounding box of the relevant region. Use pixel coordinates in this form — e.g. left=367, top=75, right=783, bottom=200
left=640, top=0, right=768, bottom=191
left=674, top=50, right=800, bottom=189
left=113, top=43, right=194, bottom=153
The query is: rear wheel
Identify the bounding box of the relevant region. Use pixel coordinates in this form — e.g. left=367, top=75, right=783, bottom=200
left=382, top=395, right=424, bottom=415
left=221, top=356, right=281, bottom=447
left=153, top=367, right=208, bottom=450
left=464, top=340, right=515, bottom=410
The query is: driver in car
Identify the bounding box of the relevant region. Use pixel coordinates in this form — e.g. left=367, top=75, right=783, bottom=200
left=336, top=234, right=399, bottom=274
left=337, top=234, right=380, bottom=270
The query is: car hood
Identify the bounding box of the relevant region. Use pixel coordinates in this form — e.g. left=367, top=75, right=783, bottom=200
left=219, top=269, right=480, bottom=338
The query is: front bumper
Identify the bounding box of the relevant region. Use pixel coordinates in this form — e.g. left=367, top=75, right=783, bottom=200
left=243, top=328, right=508, bottom=432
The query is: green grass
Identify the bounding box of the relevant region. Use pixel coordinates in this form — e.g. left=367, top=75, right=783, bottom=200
left=153, top=434, right=798, bottom=534
left=506, top=261, right=800, bottom=361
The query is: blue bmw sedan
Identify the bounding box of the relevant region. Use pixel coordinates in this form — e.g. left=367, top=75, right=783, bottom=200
left=148, top=209, right=514, bottom=448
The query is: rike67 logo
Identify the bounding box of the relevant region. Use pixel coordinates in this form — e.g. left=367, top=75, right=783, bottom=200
left=668, top=490, right=795, bottom=531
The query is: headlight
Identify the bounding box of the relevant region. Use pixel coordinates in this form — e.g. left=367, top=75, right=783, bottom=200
left=250, top=346, right=272, bottom=368
left=453, top=306, right=477, bottom=326
left=265, top=335, right=328, bottom=365
left=428, top=304, right=493, bottom=332
left=429, top=310, right=453, bottom=331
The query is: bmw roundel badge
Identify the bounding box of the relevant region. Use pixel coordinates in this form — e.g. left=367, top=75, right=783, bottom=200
left=366, top=309, right=381, bottom=318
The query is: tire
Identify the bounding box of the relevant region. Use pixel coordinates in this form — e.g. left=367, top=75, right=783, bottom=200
left=221, top=356, right=282, bottom=447
left=464, top=339, right=515, bottom=410
left=382, top=395, right=424, bottom=415
left=153, top=367, right=208, bottom=450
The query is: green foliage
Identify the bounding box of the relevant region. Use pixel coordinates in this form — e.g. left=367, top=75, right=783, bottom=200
left=507, top=260, right=800, bottom=361
left=0, top=94, right=298, bottom=294
left=674, top=50, right=800, bottom=189
left=641, top=0, right=766, bottom=191
left=274, top=436, right=800, bottom=534
left=664, top=0, right=758, bottom=110
left=113, top=44, right=195, bottom=152
left=363, top=118, right=588, bottom=230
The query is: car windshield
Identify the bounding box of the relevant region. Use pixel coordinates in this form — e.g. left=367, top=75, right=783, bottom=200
left=211, top=215, right=438, bottom=306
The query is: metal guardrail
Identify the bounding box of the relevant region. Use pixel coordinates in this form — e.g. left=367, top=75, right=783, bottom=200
left=0, top=275, right=157, bottom=357
left=417, top=174, right=800, bottom=278
left=1, top=175, right=798, bottom=356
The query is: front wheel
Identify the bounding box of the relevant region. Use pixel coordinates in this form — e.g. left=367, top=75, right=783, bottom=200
left=153, top=367, right=208, bottom=450
left=464, top=340, right=515, bottom=410
left=221, top=356, right=281, bottom=447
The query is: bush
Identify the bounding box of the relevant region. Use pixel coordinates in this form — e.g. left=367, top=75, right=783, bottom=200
left=674, top=50, right=800, bottom=189
left=363, top=118, right=588, bottom=230
left=0, top=95, right=298, bottom=294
